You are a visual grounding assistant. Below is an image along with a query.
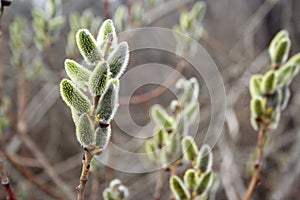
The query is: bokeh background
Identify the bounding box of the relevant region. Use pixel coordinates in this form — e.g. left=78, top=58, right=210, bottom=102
left=0, top=0, right=300, bottom=199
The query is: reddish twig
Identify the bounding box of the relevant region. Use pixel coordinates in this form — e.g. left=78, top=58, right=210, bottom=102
left=4, top=151, right=64, bottom=199
left=76, top=151, right=94, bottom=200
left=243, top=123, right=268, bottom=200
left=0, top=158, right=17, bottom=200
left=104, top=0, right=111, bottom=19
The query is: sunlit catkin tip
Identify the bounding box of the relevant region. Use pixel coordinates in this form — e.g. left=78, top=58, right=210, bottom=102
left=95, top=126, right=111, bottom=150
left=76, top=114, right=94, bottom=146
left=182, top=136, right=198, bottom=163
left=195, top=144, right=213, bottom=173
left=95, top=80, right=119, bottom=123
left=64, top=59, right=91, bottom=90
left=183, top=169, right=198, bottom=190
left=170, top=175, right=190, bottom=200
left=268, top=30, right=290, bottom=66
left=88, top=61, right=110, bottom=96
left=76, top=29, right=101, bottom=64
left=107, top=42, right=129, bottom=79
left=97, top=19, right=117, bottom=49
left=60, top=79, right=91, bottom=114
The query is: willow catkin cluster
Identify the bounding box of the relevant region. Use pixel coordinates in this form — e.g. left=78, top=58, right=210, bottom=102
left=103, top=179, right=129, bottom=200
left=60, top=19, right=129, bottom=155
left=250, top=30, right=300, bottom=131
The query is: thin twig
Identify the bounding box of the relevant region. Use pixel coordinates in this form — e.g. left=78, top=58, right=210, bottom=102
left=243, top=123, right=268, bottom=200
left=76, top=151, right=94, bottom=200
left=154, top=168, right=164, bottom=200
left=4, top=151, right=64, bottom=199
left=16, top=65, right=75, bottom=199
left=0, top=158, right=17, bottom=200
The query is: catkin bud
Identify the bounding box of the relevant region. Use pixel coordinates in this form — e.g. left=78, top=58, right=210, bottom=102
left=170, top=175, right=191, bottom=200
left=95, top=126, right=111, bottom=151
left=95, top=80, right=119, bottom=123
left=250, top=97, right=265, bottom=118
left=64, top=59, right=91, bottom=90
left=76, top=29, right=101, bottom=64
left=145, top=139, right=158, bottom=161
left=103, top=189, right=114, bottom=200
left=107, top=42, right=129, bottom=79
left=154, top=128, right=168, bottom=149
left=151, top=104, right=174, bottom=131
left=175, top=114, right=188, bottom=136
left=76, top=114, right=94, bottom=146
left=249, top=75, right=263, bottom=97
left=88, top=61, right=110, bottom=96
left=60, top=79, right=91, bottom=114
left=268, top=30, right=290, bottom=66
left=184, top=169, right=198, bottom=190
left=276, top=64, right=294, bottom=87
left=262, top=70, right=277, bottom=94
left=191, top=1, right=206, bottom=21
left=195, top=144, right=213, bottom=173
left=182, top=102, right=199, bottom=125
left=195, top=172, right=213, bottom=195
left=182, top=136, right=198, bottom=163
left=97, top=19, right=117, bottom=50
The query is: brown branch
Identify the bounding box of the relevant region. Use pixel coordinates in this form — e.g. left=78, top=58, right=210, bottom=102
left=243, top=123, right=268, bottom=200
left=4, top=151, right=64, bottom=199
left=0, top=158, right=17, bottom=200
left=119, top=60, right=185, bottom=105
left=76, top=151, right=94, bottom=200
left=16, top=66, right=75, bottom=199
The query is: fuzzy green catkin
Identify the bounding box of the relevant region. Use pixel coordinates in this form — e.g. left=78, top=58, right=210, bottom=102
left=95, top=126, right=111, bottom=150
left=95, top=80, right=119, bottom=123
left=145, top=139, right=158, bottom=161
left=103, top=189, right=114, bottom=200
left=181, top=78, right=199, bottom=105
left=276, top=64, right=294, bottom=87
left=64, top=59, right=91, bottom=90
left=184, top=169, right=198, bottom=190
left=153, top=128, right=168, bottom=148
left=195, top=144, right=213, bottom=173
left=151, top=104, right=174, bottom=131
left=182, top=136, right=198, bottom=162
left=250, top=97, right=265, bottom=118
left=76, top=29, right=101, bottom=64
left=88, top=61, right=110, bottom=96
left=191, top=1, right=206, bottom=21
left=195, top=172, right=213, bottom=195
left=170, top=175, right=190, bottom=200
left=97, top=19, right=117, bottom=49
left=175, top=113, right=188, bottom=136
left=268, top=30, right=289, bottom=64
left=272, top=38, right=291, bottom=66
left=249, top=75, right=263, bottom=97
left=60, top=79, right=91, bottom=113
left=262, top=70, right=277, bottom=94
left=182, top=102, right=199, bottom=125
left=107, top=42, right=129, bottom=79
left=76, top=114, right=94, bottom=146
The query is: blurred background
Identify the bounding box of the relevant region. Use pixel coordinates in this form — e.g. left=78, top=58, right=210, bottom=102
left=0, top=0, right=300, bottom=199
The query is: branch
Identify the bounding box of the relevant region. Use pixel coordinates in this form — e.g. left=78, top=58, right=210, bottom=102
left=0, top=158, right=17, bottom=200
left=243, top=123, right=268, bottom=200
left=76, top=151, right=94, bottom=200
